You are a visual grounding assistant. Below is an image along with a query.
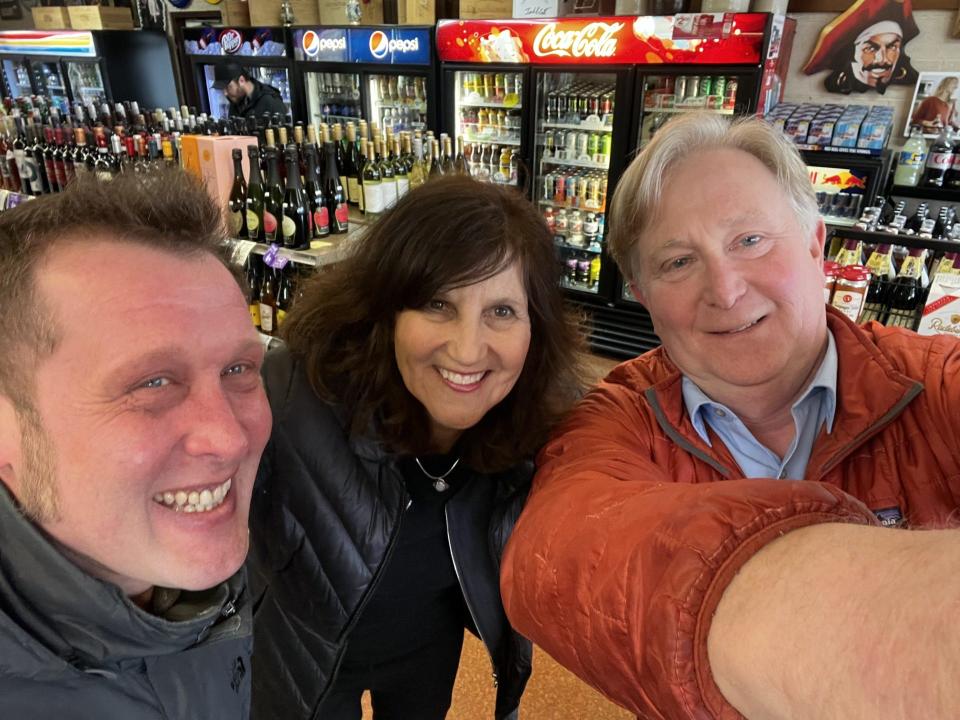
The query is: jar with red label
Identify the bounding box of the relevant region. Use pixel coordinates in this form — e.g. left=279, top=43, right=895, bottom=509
left=823, top=260, right=840, bottom=303
left=831, top=265, right=870, bottom=322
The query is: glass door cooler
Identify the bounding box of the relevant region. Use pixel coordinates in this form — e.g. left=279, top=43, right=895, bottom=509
left=451, top=67, right=524, bottom=185
left=2, top=56, right=34, bottom=98
left=182, top=27, right=294, bottom=122
left=437, top=19, right=635, bottom=304
left=291, top=26, right=436, bottom=134
left=65, top=59, right=108, bottom=108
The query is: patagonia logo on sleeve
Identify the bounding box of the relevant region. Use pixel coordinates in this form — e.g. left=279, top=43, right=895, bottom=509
left=873, top=506, right=904, bottom=528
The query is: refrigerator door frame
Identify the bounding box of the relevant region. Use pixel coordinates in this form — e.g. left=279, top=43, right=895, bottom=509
left=528, top=63, right=637, bottom=304
left=1, top=54, right=39, bottom=98
left=441, top=63, right=534, bottom=196
left=190, top=55, right=294, bottom=119
left=63, top=57, right=113, bottom=107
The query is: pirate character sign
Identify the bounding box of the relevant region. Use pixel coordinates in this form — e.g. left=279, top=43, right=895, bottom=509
left=803, top=0, right=920, bottom=95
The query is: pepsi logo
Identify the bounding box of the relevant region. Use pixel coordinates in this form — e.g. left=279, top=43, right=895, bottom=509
left=301, top=30, right=320, bottom=57
left=219, top=28, right=243, bottom=54
left=369, top=30, right=389, bottom=59
left=389, top=38, right=419, bottom=53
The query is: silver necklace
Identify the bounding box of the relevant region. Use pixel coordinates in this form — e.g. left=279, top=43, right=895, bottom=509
left=414, top=456, right=460, bottom=493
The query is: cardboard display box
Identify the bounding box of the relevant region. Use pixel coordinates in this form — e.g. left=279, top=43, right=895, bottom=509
left=67, top=5, right=135, bottom=29
left=459, top=0, right=512, bottom=18
left=249, top=0, right=320, bottom=26
left=222, top=0, right=252, bottom=26
left=31, top=6, right=71, bottom=29
left=398, top=0, right=433, bottom=25
left=318, top=0, right=384, bottom=24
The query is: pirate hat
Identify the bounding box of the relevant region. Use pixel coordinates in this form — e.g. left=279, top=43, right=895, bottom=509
left=803, top=0, right=919, bottom=75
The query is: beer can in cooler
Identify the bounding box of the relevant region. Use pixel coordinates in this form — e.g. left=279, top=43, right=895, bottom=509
left=565, top=175, right=577, bottom=206
left=600, top=92, right=613, bottom=115
left=587, top=177, right=600, bottom=209
left=599, top=177, right=608, bottom=210
left=600, top=133, right=612, bottom=163
left=587, top=133, right=599, bottom=160
left=576, top=132, right=589, bottom=160
left=578, top=94, right=590, bottom=119
left=556, top=92, right=568, bottom=120
left=686, top=76, right=700, bottom=100
left=554, top=130, right=567, bottom=159
left=713, top=75, right=726, bottom=100
left=566, top=130, right=578, bottom=159
left=724, top=77, right=738, bottom=109
left=544, top=129, right=555, bottom=158
left=587, top=93, right=600, bottom=118
left=577, top=176, right=588, bottom=208
left=674, top=76, right=687, bottom=101
left=554, top=173, right=567, bottom=203
left=698, top=76, right=712, bottom=97
left=543, top=172, right=555, bottom=201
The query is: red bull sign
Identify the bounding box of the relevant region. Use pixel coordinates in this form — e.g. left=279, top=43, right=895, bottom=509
left=436, top=14, right=767, bottom=65
left=808, top=166, right=869, bottom=193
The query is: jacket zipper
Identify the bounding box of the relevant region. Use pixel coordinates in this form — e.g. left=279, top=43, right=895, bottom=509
left=815, top=381, right=924, bottom=479
left=445, top=505, right=499, bottom=689
left=310, top=492, right=411, bottom=719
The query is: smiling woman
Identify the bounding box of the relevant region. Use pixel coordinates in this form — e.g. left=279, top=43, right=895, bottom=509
left=248, top=175, right=587, bottom=720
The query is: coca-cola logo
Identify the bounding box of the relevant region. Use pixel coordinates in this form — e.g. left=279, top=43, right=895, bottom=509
left=220, top=29, right=243, bottom=54
left=532, top=21, right=624, bottom=59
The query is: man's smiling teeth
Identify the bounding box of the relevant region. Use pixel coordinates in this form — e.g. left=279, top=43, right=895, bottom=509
left=438, top=368, right=485, bottom=385
left=153, top=478, right=232, bottom=513
left=727, top=319, right=760, bottom=333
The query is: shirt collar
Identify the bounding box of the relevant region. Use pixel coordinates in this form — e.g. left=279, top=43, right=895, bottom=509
left=681, top=330, right=838, bottom=445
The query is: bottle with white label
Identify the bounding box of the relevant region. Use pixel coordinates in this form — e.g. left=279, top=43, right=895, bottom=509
left=361, top=140, right=384, bottom=219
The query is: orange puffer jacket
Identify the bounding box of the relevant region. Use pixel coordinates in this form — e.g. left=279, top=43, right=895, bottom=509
left=501, top=307, right=960, bottom=719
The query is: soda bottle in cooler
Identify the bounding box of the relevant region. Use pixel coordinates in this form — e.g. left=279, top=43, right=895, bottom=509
left=921, top=126, right=953, bottom=188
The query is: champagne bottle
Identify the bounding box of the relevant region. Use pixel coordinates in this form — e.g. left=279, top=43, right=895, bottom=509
left=378, top=138, right=397, bottom=209
left=303, top=142, right=327, bottom=240
left=362, top=140, right=384, bottom=219
left=229, top=148, right=249, bottom=239
left=344, top=122, right=360, bottom=206
left=393, top=138, right=409, bottom=201
left=322, top=139, right=348, bottom=235
left=263, top=147, right=284, bottom=243
left=246, top=145, right=266, bottom=243
left=281, top=145, right=310, bottom=250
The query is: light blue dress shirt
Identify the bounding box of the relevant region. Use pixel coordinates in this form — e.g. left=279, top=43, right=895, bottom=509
left=681, top=332, right=838, bottom=480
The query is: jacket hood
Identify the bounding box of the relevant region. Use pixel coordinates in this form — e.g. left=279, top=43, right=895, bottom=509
left=0, top=483, right=245, bottom=669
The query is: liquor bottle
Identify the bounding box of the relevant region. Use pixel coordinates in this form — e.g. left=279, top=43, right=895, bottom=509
left=93, top=132, right=114, bottom=182
left=263, top=147, right=284, bottom=243
left=429, top=138, right=443, bottom=178
left=920, top=127, right=953, bottom=188
left=42, top=127, right=58, bottom=193
left=453, top=136, right=469, bottom=175
left=361, top=139, right=384, bottom=219
left=904, top=203, right=929, bottom=234
left=276, top=265, right=294, bottom=328
left=356, top=139, right=367, bottom=213
left=391, top=138, right=408, bottom=202
left=378, top=139, right=397, bottom=209
left=281, top=145, right=310, bottom=250
left=344, top=122, right=360, bottom=206
left=246, top=145, right=266, bottom=242
left=332, top=123, right=346, bottom=179
left=893, top=126, right=927, bottom=187
left=247, top=255, right=263, bottom=330
left=53, top=127, right=70, bottom=190
left=229, top=148, right=249, bottom=239
left=259, top=266, right=277, bottom=336
left=441, top=136, right=454, bottom=175
left=322, top=139, right=348, bottom=234
left=303, top=143, right=327, bottom=239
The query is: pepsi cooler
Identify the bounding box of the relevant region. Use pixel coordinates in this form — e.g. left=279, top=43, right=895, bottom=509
left=181, top=27, right=294, bottom=122
left=291, top=26, right=437, bottom=135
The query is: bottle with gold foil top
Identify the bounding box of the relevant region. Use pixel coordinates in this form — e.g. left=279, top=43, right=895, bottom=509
left=886, top=248, right=926, bottom=329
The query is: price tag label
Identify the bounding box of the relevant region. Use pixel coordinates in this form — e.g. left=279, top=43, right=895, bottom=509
left=229, top=240, right=258, bottom=266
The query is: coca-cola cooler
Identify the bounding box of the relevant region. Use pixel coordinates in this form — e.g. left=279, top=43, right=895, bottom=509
left=290, top=26, right=437, bottom=135
left=181, top=27, right=294, bottom=121
left=0, top=30, right=177, bottom=113
left=438, top=13, right=795, bottom=357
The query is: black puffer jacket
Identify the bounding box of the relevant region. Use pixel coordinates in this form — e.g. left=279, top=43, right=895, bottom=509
left=0, top=484, right=252, bottom=719
left=230, top=79, right=286, bottom=119
left=247, top=346, right=533, bottom=720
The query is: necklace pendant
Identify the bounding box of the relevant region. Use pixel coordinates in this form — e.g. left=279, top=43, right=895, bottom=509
left=433, top=478, right=450, bottom=493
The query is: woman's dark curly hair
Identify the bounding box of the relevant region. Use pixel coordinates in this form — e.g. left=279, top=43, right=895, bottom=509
left=281, top=174, right=587, bottom=472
